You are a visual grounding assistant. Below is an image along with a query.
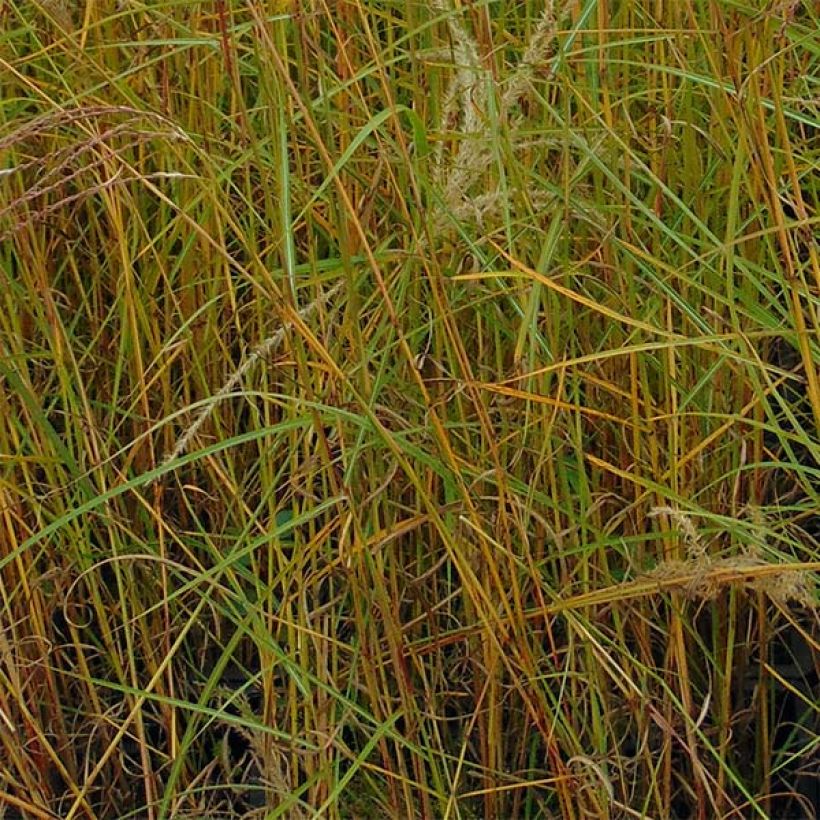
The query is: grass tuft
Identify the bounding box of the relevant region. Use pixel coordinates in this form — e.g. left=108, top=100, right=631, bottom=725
left=0, top=1, right=818, bottom=818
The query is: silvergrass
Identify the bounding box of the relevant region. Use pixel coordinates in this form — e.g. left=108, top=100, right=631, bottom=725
left=157, top=281, right=343, bottom=474
left=1, top=1, right=818, bottom=818
left=430, top=0, right=572, bottom=236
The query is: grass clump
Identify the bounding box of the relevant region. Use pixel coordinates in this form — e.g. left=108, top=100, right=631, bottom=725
left=0, top=1, right=818, bottom=817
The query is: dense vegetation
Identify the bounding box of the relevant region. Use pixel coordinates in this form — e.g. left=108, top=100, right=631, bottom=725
left=1, top=1, right=818, bottom=817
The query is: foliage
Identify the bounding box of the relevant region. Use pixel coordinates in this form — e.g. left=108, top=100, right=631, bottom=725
left=0, top=1, right=818, bottom=817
